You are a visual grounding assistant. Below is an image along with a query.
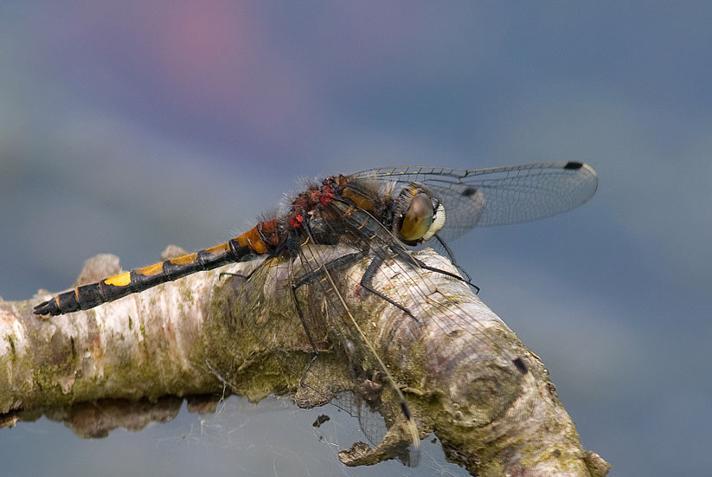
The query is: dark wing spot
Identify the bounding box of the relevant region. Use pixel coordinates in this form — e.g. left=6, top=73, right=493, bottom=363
left=461, top=187, right=478, bottom=197
left=513, top=357, right=529, bottom=374
left=564, top=161, right=583, bottom=170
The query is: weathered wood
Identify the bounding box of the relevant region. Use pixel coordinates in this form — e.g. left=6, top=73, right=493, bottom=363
left=0, top=247, right=609, bottom=476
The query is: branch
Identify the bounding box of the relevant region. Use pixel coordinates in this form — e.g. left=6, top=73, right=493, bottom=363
left=0, top=247, right=609, bottom=477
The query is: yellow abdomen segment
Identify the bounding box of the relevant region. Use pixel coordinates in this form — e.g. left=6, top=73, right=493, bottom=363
left=104, top=272, right=131, bottom=287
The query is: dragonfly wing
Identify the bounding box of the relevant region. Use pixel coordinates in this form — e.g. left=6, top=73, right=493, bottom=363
left=351, top=161, right=598, bottom=241
left=294, top=219, right=421, bottom=464
left=329, top=199, right=527, bottom=375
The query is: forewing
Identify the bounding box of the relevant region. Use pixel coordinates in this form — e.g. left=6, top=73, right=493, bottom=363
left=351, top=162, right=598, bottom=241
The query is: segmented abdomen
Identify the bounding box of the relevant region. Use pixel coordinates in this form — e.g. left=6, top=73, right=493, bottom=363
left=34, top=221, right=278, bottom=316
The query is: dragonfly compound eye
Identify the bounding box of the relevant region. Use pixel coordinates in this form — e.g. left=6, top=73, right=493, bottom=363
left=397, top=190, right=446, bottom=244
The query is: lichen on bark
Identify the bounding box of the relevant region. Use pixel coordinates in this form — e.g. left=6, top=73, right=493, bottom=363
left=0, top=247, right=609, bottom=476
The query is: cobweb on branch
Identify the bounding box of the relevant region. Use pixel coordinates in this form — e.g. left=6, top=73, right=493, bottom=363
left=152, top=395, right=468, bottom=477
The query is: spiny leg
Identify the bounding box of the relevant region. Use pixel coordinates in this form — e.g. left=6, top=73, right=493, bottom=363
left=218, top=263, right=263, bottom=282
left=414, top=259, right=480, bottom=294
left=285, top=257, right=328, bottom=389
left=289, top=237, right=371, bottom=365
left=293, top=250, right=418, bottom=322
left=291, top=248, right=372, bottom=377
left=434, top=233, right=473, bottom=283
left=392, top=246, right=481, bottom=294
left=292, top=251, right=366, bottom=289
left=359, top=254, right=418, bottom=321
left=288, top=257, right=320, bottom=354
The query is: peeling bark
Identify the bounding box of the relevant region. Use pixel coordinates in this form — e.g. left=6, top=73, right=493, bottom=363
left=0, top=247, right=609, bottom=476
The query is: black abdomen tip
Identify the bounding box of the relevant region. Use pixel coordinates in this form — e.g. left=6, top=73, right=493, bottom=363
left=564, top=161, right=584, bottom=170
left=34, top=300, right=60, bottom=316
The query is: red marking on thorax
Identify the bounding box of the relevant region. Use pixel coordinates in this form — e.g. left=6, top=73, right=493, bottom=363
left=287, top=179, right=341, bottom=230
left=289, top=213, right=304, bottom=229
left=319, top=184, right=335, bottom=206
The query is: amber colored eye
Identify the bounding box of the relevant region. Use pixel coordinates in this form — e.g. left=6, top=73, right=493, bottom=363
left=398, top=193, right=434, bottom=243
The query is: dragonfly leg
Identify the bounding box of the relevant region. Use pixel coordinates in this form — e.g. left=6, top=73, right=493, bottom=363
left=390, top=246, right=481, bottom=294
left=218, top=270, right=256, bottom=281
left=291, top=248, right=374, bottom=360
left=292, top=251, right=366, bottom=289
left=289, top=255, right=354, bottom=388
left=288, top=258, right=320, bottom=355
left=360, top=254, right=418, bottom=321
left=291, top=249, right=418, bottom=320
left=412, top=258, right=480, bottom=294
left=434, top=233, right=473, bottom=283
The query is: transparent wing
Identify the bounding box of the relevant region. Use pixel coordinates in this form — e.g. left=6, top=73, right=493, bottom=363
left=350, top=161, right=598, bottom=241
left=286, top=200, right=533, bottom=466
left=326, top=199, right=523, bottom=364
left=294, top=231, right=421, bottom=464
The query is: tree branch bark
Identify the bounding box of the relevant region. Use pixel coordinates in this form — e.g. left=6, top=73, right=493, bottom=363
left=0, top=247, right=609, bottom=477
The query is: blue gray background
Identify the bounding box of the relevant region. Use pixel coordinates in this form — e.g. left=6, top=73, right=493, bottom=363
left=1, top=2, right=710, bottom=476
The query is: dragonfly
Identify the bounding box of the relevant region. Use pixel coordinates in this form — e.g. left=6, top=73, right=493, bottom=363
left=34, top=161, right=598, bottom=461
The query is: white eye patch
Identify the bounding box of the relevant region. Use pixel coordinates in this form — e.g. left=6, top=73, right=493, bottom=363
left=422, top=202, right=446, bottom=241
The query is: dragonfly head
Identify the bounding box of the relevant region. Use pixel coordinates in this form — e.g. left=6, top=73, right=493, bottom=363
left=394, top=185, right=446, bottom=245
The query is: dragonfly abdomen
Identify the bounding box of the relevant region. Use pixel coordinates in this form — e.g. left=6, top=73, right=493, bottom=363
left=34, top=221, right=281, bottom=317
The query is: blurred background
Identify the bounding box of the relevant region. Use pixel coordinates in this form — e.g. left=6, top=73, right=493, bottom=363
left=1, top=1, right=710, bottom=476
